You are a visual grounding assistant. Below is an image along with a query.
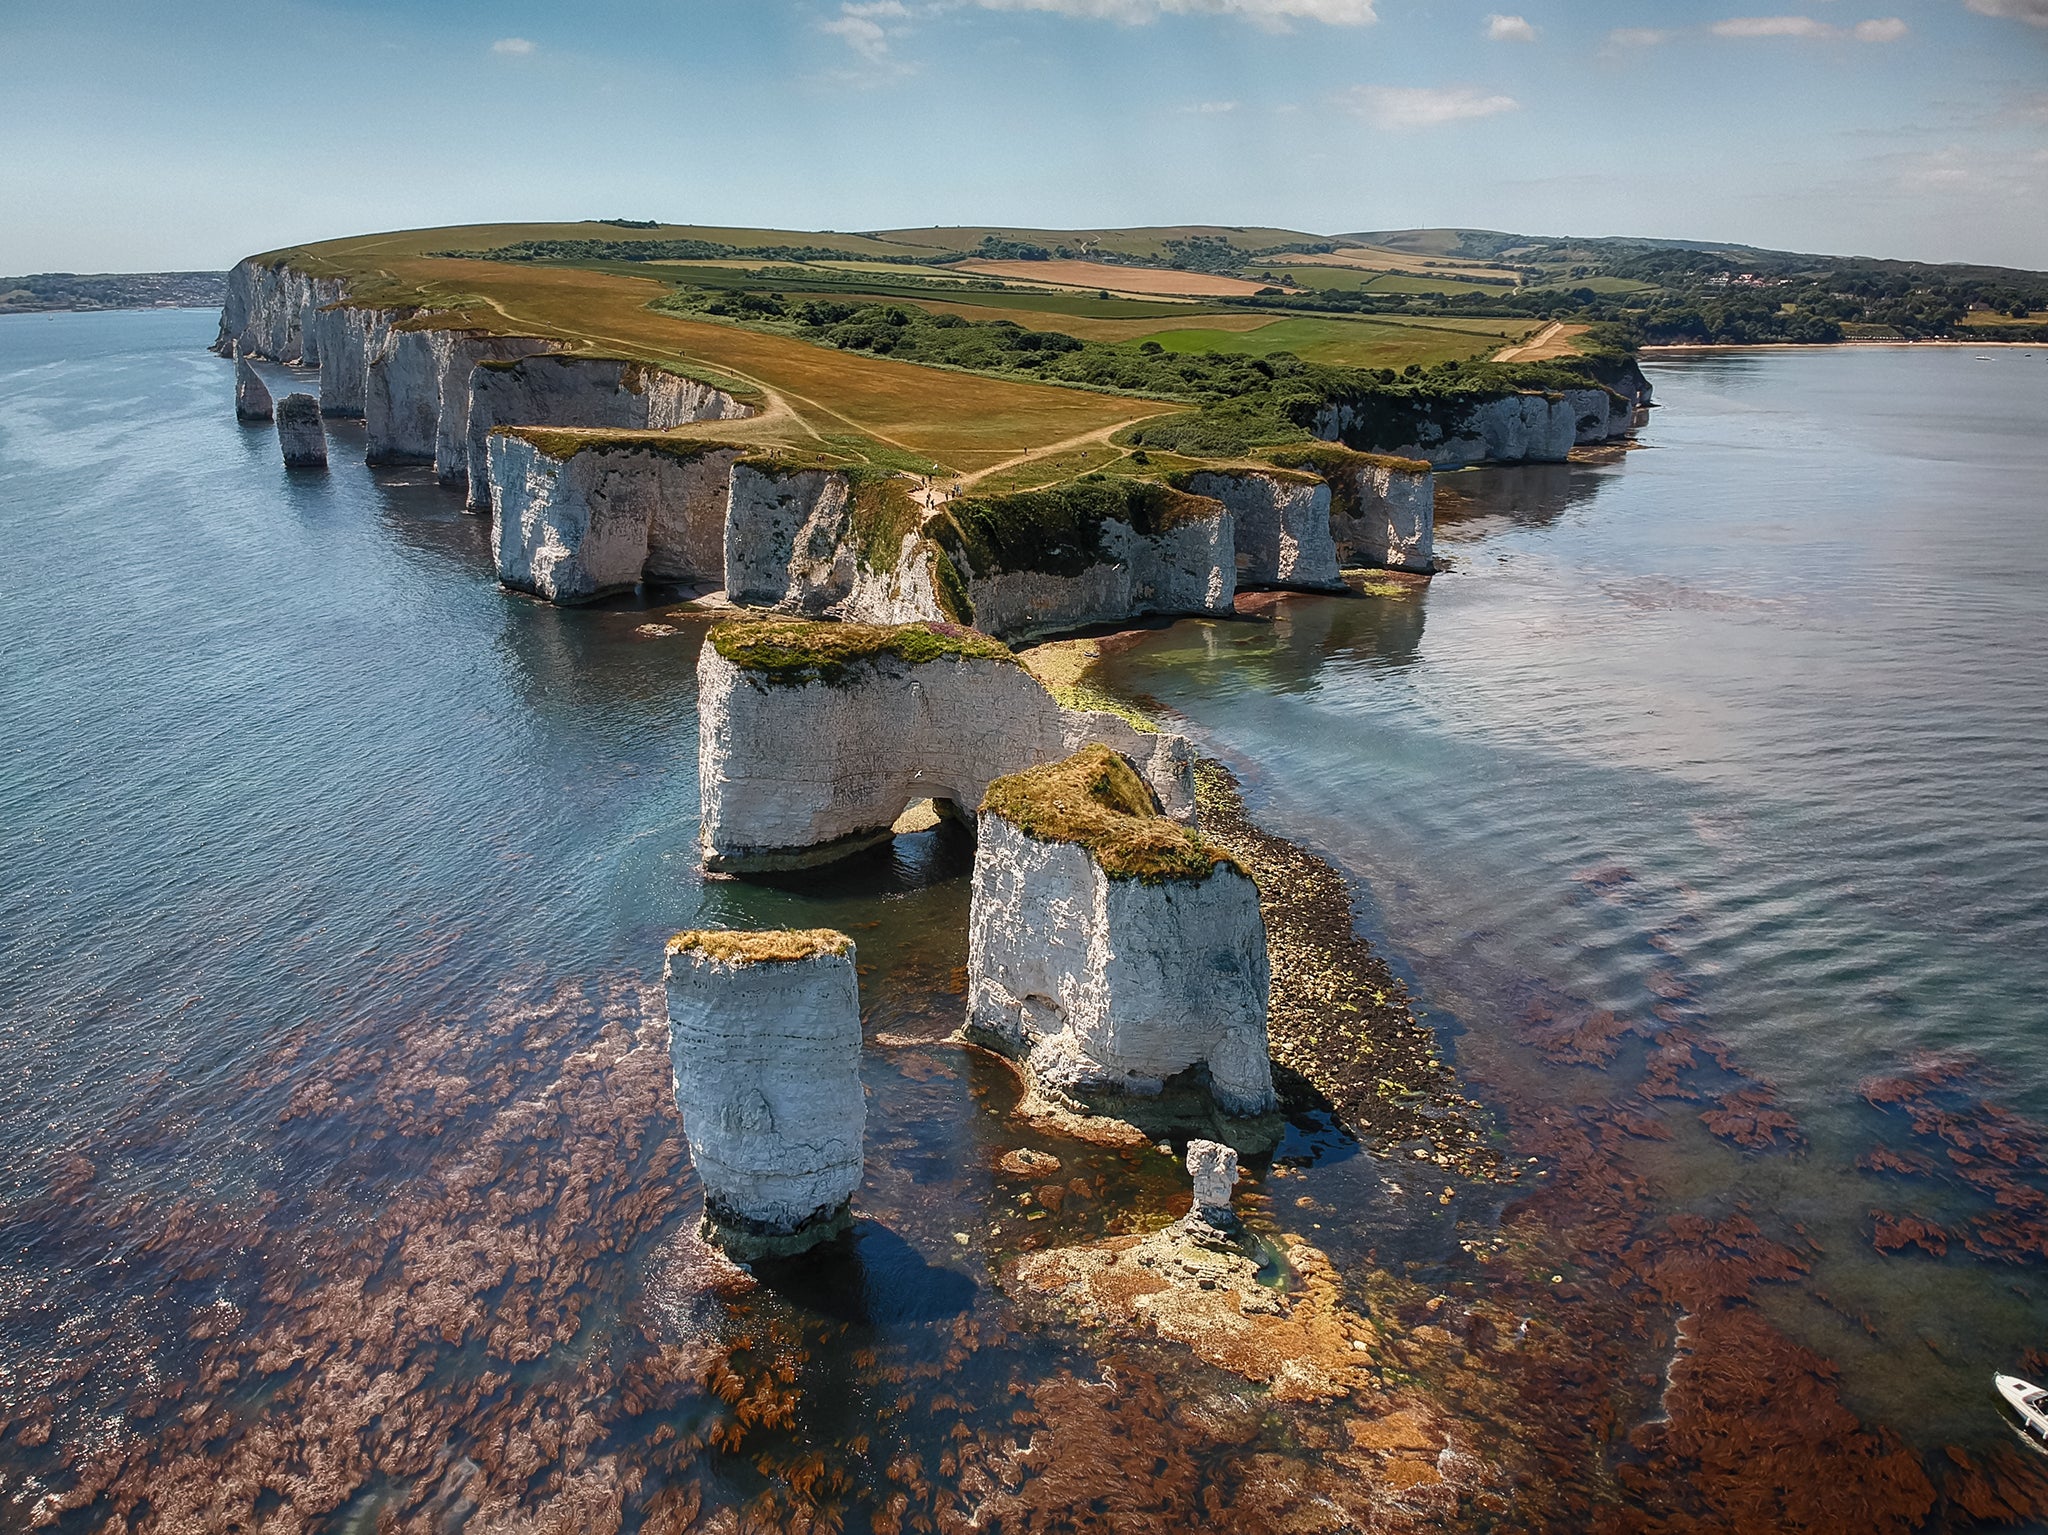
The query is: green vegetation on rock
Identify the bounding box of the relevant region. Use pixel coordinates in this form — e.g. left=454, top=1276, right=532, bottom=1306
left=930, top=476, right=1217, bottom=581
left=982, top=745, right=1242, bottom=884
left=711, top=618, right=1014, bottom=686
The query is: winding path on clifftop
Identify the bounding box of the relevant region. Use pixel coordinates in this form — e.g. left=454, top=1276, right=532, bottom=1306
left=1493, top=321, right=1587, bottom=363
left=291, top=244, right=1162, bottom=476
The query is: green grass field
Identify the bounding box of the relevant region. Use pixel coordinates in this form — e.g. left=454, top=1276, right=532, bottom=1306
left=1142, top=315, right=1536, bottom=368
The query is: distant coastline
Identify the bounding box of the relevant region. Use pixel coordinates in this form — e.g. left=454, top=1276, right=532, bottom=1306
left=0, top=272, right=226, bottom=316
left=1643, top=338, right=2048, bottom=352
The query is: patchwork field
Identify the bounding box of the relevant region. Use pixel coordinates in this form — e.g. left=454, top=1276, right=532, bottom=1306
left=952, top=258, right=1287, bottom=298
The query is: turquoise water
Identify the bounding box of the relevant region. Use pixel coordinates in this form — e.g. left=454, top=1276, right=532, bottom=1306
left=1097, top=344, right=2048, bottom=1447
left=3, top=310, right=2045, bottom=1528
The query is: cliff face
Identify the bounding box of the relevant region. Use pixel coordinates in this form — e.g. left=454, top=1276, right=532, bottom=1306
left=965, top=749, right=1276, bottom=1119
left=663, top=930, right=865, bottom=1258
left=1265, top=447, right=1435, bottom=574
left=315, top=303, right=404, bottom=420
left=928, top=480, right=1236, bottom=643
left=463, top=356, right=751, bottom=511
left=1179, top=469, right=1343, bottom=591
left=365, top=328, right=554, bottom=474
left=696, top=621, right=1195, bottom=873
left=489, top=434, right=740, bottom=604
left=1313, top=390, right=1573, bottom=469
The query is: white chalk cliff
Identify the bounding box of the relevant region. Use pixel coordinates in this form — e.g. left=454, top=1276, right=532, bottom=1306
left=464, top=355, right=752, bottom=511
left=965, top=746, right=1277, bottom=1118
left=1179, top=469, right=1342, bottom=591
left=663, top=929, right=865, bottom=1258
left=697, top=620, right=1194, bottom=873
left=489, top=432, right=741, bottom=604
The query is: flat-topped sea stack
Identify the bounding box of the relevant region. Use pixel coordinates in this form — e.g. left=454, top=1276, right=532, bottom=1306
left=1173, top=467, right=1343, bottom=591
left=663, top=928, right=865, bottom=1260
left=923, top=478, right=1235, bottom=642
left=275, top=393, right=327, bottom=469
left=697, top=619, right=1193, bottom=873
left=966, top=745, right=1278, bottom=1127
left=490, top=430, right=743, bottom=603
left=464, top=354, right=753, bottom=510
left=1266, top=446, right=1435, bottom=575
left=233, top=348, right=273, bottom=421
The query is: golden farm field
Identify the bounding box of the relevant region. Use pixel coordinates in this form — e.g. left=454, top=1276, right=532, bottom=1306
left=279, top=246, right=1162, bottom=475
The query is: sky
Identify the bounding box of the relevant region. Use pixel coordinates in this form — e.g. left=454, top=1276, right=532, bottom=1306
left=3, top=0, right=2045, bottom=273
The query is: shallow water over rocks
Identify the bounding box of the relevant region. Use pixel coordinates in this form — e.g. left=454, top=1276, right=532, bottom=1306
left=3, top=313, right=2046, bottom=1530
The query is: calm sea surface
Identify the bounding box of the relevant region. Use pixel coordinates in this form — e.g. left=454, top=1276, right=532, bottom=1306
left=1098, top=343, right=2048, bottom=1444
left=2, top=310, right=2044, bottom=1527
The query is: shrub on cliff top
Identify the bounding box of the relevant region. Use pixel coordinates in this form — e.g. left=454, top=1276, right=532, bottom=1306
left=667, top=928, right=852, bottom=965
left=1263, top=444, right=1433, bottom=478
left=711, top=618, right=1013, bottom=685
left=982, top=745, right=1244, bottom=885
left=932, top=477, right=1219, bottom=581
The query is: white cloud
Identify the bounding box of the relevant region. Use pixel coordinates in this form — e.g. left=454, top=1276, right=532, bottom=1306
left=1712, top=15, right=1834, bottom=36
left=822, top=13, right=893, bottom=59
left=1854, top=17, right=1909, bottom=38
left=1187, top=99, right=1240, bottom=111
left=1606, top=26, right=1672, bottom=46
left=490, top=36, right=536, bottom=55
left=1965, top=0, right=2048, bottom=24
left=1485, top=12, right=1538, bottom=41
left=1347, top=84, right=1520, bottom=130
left=970, top=0, right=1377, bottom=26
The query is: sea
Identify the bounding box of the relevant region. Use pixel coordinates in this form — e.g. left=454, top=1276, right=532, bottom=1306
left=1, top=308, right=2042, bottom=1530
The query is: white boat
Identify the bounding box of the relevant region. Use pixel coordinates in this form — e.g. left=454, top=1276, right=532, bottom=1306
left=1995, top=1373, right=2048, bottom=1438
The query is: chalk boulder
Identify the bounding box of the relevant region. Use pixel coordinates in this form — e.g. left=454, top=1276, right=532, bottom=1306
left=488, top=431, right=741, bottom=604
left=697, top=619, right=1194, bottom=873
left=276, top=393, right=327, bottom=469
left=663, top=928, right=865, bottom=1259
left=233, top=349, right=273, bottom=421
left=966, top=746, right=1277, bottom=1119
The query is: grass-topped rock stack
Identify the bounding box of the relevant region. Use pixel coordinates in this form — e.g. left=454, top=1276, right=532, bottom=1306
left=696, top=619, right=1194, bottom=873
left=663, top=928, right=865, bottom=1260
left=1172, top=465, right=1344, bottom=592
left=464, top=353, right=753, bottom=511
left=965, top=744, right=1278, bottom=1131
left=489, top=430, right=747, bottom=604
left=1265, top=445, right=1436, bottom=574
left=922, top=476, right=1235, bottom=641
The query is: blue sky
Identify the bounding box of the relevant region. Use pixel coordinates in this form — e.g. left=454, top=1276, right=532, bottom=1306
left=4, top=0, right=2044, bottom=272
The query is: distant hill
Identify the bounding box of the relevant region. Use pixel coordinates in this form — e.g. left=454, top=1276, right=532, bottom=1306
left=0, top=271, right=227, bottom=315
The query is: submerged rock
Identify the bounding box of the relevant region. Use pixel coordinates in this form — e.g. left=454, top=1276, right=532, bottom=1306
left=663, top=928, right=865, bottom=1259
left=489, top=430, right=742, bottom=604
left=233, top=348, right=272, bottom=421
left=275, top=393, right=326, bottom=468
left=966, top=745, right=1278, bottom=1124
left=696, top=618, right=1194, bottom=873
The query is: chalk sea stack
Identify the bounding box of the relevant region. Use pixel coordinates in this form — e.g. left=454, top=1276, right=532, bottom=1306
left=696, top=618, right=1194, bottom=874
left=275, top=393, right=326, bottom=469
left=664, top=928, right=866, bottom=1259
left=233, top=348, right=272, bottom=421
left=966, top=745, right=1278, bottom=1124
